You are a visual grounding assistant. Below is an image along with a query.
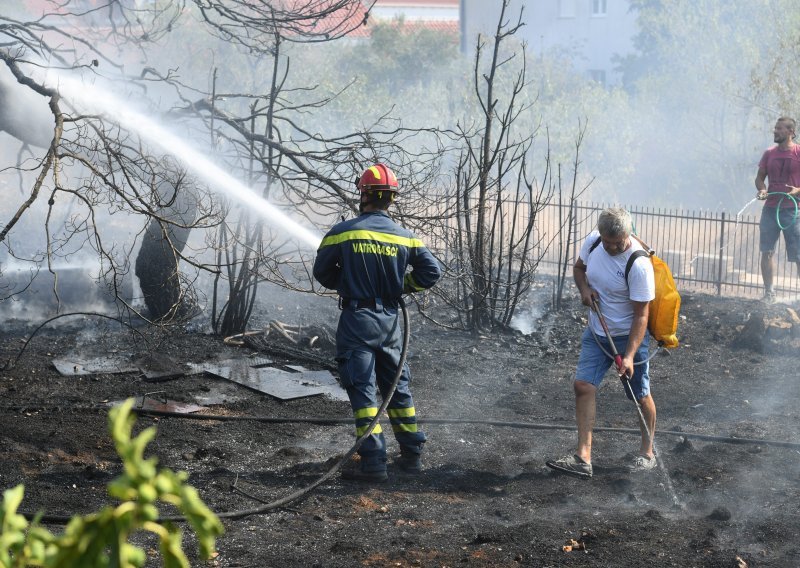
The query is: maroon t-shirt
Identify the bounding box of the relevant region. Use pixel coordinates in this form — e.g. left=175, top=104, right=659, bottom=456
left=758, top=144, right=800, bottom=208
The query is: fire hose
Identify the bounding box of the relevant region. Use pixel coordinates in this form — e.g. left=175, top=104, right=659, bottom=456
left=10, top=302, right=800, bottom=522
left=8, top=408, right=800, bottom=523
left=14, top=297, right=411, bottom=524
left=5, top=406, right=797, bottom=448
left=211, top=296, right=412, bottom=519
left=589, top=297, right=652, bottom=442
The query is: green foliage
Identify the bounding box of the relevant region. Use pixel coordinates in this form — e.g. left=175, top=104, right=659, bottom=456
left=596, top=0, right=800, bottom=208
left=348, top=19, right=460, bottom=92
left=301, top=18, right=466, bottom=131
left=622, top=0, right=769, bottom=92
left=0, top=399, right=223, bottom=568
left=742, top=0, right=800, bottom=117
left=647, top=0, right=800, bottom=102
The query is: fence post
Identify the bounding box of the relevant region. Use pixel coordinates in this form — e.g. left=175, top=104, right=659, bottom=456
left=716, top=211, right=726, bottom=295
left=571, top=200, right=578, bottom=267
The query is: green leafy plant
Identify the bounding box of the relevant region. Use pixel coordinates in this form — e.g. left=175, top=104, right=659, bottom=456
left=0, top=399, right=223, bottom=567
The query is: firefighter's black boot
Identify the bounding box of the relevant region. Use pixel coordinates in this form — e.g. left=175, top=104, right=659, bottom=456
left=395, top=445, right=423, bottom=473
left=341, top=453, right=388, bottom=483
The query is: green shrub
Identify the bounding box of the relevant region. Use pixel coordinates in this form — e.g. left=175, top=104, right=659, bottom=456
left=0, top=399, right=224, bottom=567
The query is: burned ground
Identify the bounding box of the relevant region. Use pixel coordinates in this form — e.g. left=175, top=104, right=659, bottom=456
left=1, top=288, right=799, bottom=567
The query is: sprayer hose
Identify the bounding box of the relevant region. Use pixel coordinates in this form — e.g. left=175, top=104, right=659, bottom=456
left=588, top=319, right=661, bottom=366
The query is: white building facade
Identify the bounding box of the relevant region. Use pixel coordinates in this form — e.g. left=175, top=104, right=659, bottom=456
left=460, top=0, right=638, bottom=86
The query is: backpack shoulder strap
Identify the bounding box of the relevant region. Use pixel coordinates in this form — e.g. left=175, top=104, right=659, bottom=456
left=590, top=236, right=650, bottom=283
left=631, top=233, right=654, bottom=254
left=625, top=249, right=650, bottom=282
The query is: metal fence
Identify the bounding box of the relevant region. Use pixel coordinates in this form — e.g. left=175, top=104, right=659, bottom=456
left=422, top=198, right=800, bottom=300
left=535, top=201, right=800, bottom=299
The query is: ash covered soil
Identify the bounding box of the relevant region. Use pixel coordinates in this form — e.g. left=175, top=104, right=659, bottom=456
left=1, top=288, right=799, bottom=567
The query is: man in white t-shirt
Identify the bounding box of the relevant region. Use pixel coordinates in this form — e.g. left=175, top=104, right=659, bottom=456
left=546, top=208, right=657, bottom=479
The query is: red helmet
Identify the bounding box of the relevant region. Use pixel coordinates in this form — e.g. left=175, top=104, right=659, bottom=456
left=356, top=163, right=399, bottom=193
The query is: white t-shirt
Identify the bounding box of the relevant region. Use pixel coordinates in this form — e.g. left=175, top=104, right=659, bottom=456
left=579, top=230, right=656, bottom=337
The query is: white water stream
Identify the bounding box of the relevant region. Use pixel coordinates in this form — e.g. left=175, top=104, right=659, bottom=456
left=45, top=72, right=323, bottom=250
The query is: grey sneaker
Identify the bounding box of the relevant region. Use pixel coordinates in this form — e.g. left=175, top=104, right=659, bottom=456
left=546, top=454, right=592, bottom=479
left=763, top=290, right=777, bottom=304
left=629, top=454, right=657, bottom=472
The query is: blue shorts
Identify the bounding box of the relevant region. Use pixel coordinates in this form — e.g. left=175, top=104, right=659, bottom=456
left=575, top=327, right=651, bottom=400
left=760, top=206, right=800, bottom=261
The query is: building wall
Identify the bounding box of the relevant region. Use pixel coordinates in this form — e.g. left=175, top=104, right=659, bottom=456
left=372, top=0, right=460, bottom=21
left=461, top=0, right=638, bottom=86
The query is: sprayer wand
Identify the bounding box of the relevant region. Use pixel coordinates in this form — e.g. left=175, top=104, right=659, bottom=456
left=590, top=297, right=652, bottom=442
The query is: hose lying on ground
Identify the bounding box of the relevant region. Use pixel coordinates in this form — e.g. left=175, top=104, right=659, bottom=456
left=7, top=295, right=800, bottom=521
left=7, top=410, right=799, bottom=522
left=11, top=298, right=411, bottom=524
left=7, top=402, right=798, bottom=449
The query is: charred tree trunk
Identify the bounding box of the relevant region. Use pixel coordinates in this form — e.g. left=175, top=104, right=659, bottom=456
left=135, top=173, right=198, bottom=322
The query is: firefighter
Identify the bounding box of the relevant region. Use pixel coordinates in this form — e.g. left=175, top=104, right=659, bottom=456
left=313, top=163, right=442, bottom=482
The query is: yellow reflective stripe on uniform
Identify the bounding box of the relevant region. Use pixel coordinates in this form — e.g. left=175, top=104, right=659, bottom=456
left=356, top=423, right=383, bottom=436
left=403, top=273, right=424, bottom=292
left=354, top=407, right=378, bottom=419
left=320, top=230, right=424, bottom=249
left=387, top=407, right=416, bottom=418
left=391, top=423, right=418, bottom=433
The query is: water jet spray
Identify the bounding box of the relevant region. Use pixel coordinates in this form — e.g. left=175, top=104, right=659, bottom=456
left=42, top=71, right=323, bottom=250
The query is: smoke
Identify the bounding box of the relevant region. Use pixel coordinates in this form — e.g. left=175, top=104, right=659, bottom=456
left=0, top=260, right=133, bottom=322
left=509, top=286, right=551, bottom=335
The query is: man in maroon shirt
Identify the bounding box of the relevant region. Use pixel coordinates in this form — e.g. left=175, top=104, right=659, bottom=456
left=754, top=117, right=800, bottom=302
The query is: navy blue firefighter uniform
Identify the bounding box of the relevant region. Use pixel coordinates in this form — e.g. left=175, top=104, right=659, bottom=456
left=313, top=207, right=441, bottom=479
